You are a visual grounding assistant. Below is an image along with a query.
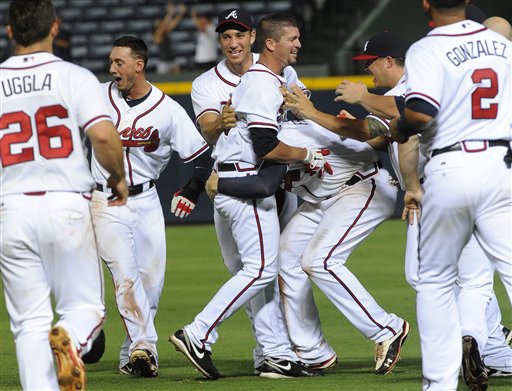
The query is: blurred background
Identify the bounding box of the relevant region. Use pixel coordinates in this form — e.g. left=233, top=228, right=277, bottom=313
left=1, top=0, right=510, bottom=224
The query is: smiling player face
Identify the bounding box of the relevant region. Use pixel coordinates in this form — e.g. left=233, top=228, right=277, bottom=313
left=219, top=29, right=255, bottom=69
left=273, top=26, right=301, bottom=67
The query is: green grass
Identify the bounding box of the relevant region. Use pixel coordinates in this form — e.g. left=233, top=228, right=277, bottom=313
left=1, top=220, right=510, bottom=390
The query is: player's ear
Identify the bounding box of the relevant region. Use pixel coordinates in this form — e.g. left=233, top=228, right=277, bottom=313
left=135, top=58, right=145, bottom=72
left=249, top=30, right=256, bottom=45
left=265, top=37, right=275, bottom=52
left=6, top=25, right=13, bottom=40
left=49, top=20, right=59, bottom=39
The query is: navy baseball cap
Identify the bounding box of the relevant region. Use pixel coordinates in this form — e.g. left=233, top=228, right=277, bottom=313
left=352, top=31, right=410, bottom=60
left=215, top=8, right=253, bottom=33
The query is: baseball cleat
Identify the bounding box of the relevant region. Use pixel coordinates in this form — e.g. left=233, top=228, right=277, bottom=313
left=129, top=349, right=158, bottom=377
left=169, top=328, right=220, bottom=380
left=484, top=366, right=512, bottom=377
left=256, top=357, right=323, bottom=378
left=303, top=354, right=338, bottom=371
left=119, top=362, right=136, bottom=375
left=82, top=329, right=105, bottom=365
left=374, top=320, right=410, bottom=375
left=502, top=325, right=512, bottom=347
left=48, top=326, right=86, bottom=391
left=462, top=336, right=488, bottom=391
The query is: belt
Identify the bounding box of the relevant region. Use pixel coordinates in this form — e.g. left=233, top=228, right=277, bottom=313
left=431, top=140, right=510, bottom=157
left=217, top=163, right=259, bottom=172
left=96, top=180, right=155, bottom=197
left=345, top=160, right=383, bottom=186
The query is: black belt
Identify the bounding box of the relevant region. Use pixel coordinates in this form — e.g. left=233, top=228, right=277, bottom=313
left=217, top=163, right=258, bottom=172
left=431, top=140, right=510, bottom=157
left=345, top=161, right=383, bottom=186
left=96, top=180, right=155, bottom=197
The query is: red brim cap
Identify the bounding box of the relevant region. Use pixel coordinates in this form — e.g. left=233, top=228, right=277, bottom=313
left=215, top=20, right=252, bottom=32
left=351, top=54, right=379, bottom=60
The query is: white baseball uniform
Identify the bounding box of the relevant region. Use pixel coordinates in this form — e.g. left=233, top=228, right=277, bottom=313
left=277, top=119, right=406, bottom=363
left=191, top=56, right=311, bottom=364
left=91, top=81, right=209, bottom=369
left=404, top=20, right=512, bottom=390
left=184, top=63, right=299, bottom=361
left=0, top=52, right=106, bottom=390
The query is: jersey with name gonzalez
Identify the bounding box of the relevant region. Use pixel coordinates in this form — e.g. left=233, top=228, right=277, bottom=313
left=405, top=20, right=512, bottom=153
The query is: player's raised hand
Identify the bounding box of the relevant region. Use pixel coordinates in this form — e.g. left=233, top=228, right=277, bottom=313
left=281, top=85, right=316, bottom=120
left=219, top=99, right=237, bottom=134
left=205, top=171, right=219, bottom=200
left=107, top=176, right=128, bottom=206
left=334, top=80, right=368, bottom=104
left=303, top=148, right=334, bottom=178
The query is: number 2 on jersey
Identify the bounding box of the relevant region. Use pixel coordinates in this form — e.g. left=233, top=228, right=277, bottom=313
left=0, top=104, right=73, bottom=167
left=471, top=68, right=498, bottom=119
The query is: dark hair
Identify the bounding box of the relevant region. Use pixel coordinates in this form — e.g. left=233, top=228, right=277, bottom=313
left=256, top=13, right=298, bottom=53
left=8, top=0, right=56, bottom=47
left=427, top=0, right=466, bottom=9
left=113, top=36, right=149, bottom=69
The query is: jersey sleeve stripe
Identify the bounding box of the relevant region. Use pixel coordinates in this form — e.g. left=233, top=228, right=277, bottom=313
left=248, top=122, right=279, bottom=130
left=182, top=143, right=210, bottom=163
left=83, top=114, right=112, bottom=130
left=405, top=92, right=441, bottom=110
left=196, top=108, right=220, bottom=121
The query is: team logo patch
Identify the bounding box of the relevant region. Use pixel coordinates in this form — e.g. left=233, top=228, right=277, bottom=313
left=225, top=10, right=238, bottom=19
left=119, top=126, right=160, bottom=152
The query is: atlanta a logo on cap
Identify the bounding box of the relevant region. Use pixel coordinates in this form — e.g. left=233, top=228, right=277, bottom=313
left=225, top=10, right=238, bottom=19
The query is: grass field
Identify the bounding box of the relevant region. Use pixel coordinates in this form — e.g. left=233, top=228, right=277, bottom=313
left=1, top=220, right=510, bottom=390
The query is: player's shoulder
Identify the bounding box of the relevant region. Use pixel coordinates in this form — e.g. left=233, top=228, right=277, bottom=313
left=245, top=63, right=285, bottom=84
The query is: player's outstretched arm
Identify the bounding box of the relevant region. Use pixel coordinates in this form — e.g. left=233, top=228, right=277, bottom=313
left=282, top=85, right=389, bottom=141
left=206, top=162, right=288, bottom=200
left=335, top=81, right=400, bottom=119
left=88, top=120, right=128, bottom=206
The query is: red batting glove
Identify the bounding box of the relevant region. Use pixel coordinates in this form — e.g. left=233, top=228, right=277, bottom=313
left=170, top=191, right=196, bottom=219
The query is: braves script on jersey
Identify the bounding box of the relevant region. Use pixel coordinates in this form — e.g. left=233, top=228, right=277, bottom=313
left=92, top=81, right=208, bottom=186
left=1, top=52, right=110, bottom=193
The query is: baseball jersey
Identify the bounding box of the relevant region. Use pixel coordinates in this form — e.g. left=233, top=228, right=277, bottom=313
left=278, top=120, right=379, bottom=203
left=91, top=81, right=209, bottom=186
left=191, top=53, right=306, bottom=124
left=1, top=52, right=110, bottom=195
left=405, top=20, right=512, bottom=153
left=212, top=63, right=287, bottom=166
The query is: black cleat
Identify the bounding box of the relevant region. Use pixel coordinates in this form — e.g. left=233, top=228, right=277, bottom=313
left=462, top=336, right=488, bottom=391
left=169, top=329, right=220, bottom=380
left=256, top=357, right=323, bottom=378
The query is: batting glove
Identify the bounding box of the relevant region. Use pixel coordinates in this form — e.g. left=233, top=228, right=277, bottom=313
left=302, top=148, right=334, bottom=178
left=171, top=191, right=196, bottom=218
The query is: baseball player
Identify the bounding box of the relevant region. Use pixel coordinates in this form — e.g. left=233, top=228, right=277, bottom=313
left=91, top=36, right=211, bottom=377
left=390, top=1, right=512, bottom=390
left=0, top=1, right=128, bottom=390
left=206, top=117, right=411, bottom=375
left=170, top=13, right=332, bottom=380
left=341, top=28, right=512, bottom=382
left=188, top=8, right=337, bottom=375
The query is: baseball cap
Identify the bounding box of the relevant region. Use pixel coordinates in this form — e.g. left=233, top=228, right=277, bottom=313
left=215, top=8, right=253, bottom=33
left=352, top=31, right=410, bottom=60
